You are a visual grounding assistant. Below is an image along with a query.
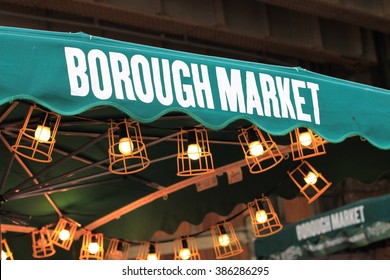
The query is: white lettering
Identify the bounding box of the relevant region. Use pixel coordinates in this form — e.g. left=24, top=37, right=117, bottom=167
left=246, top=71, right=264, bottom=116
left=109, top=52, right=136, bottom=100
left=292, top=79, right=311, bottom=122
left=64, top=47, right=89, bottom=97
left=307, top=82, right=321, bottom=124
left=88, top=49, right=112, bottom=100
left=131, top=54, right=154, bottom=103
left=276, top=76, right=296, bottom=120
left=216, top=67, right=246, bottom=113
left=259, top=73, right=281, bottom=118
left=191, top=64, right=214, bottom=109
left=151, top=58, right=173, bottom=106
left=172, top=60, right=195, bottom=108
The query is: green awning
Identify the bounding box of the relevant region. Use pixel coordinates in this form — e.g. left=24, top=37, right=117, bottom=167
left=1, top=26, right=390, bottom=260
left=1, top=26, right=390, bottom=148
left=255, top=194, right=390, bottom=259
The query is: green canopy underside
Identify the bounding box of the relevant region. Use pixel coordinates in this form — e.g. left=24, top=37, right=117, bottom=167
left=255, top=194, right=390, bottom=259
left=1, top=26, right=390, bottom=149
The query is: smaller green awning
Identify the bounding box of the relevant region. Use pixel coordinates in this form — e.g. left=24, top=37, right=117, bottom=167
left=255, top=194, right=390, bottom=259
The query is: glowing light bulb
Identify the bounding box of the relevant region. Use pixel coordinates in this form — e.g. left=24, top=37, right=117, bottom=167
left=179, top=248, right=191, bottom=260
left=88, top=242, right=100, bottom=254
left=118, top=137, right=134, bottom=155
left=1, top=250, right=7, bottom=260
left=34, top=125, right=51, bottom=142
left=249, top=141, right=264, bottom=156
left=187, top=143, right=201, bottom=160
left=255, top=209, right=268, bottom=223
left=59, top=229, right=70, bottom=241
left=304, top=171, right=318, bottom=185
left=218, top=234, right=230, bottom=247
left=299, top=132, right=312, bottom=147
left=147, top=253, right=157, bottom=260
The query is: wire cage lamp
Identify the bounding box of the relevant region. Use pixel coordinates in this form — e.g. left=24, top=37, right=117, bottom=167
left=247, top=196, right=283, bottom=237
left=79, top=232, right=104, bottom=260
left=136, top=242, right=161, bottom=260
left=50, top=217, right=79, bottom=250
left=12, top=104, right=61, bottom=163
left=105, top=238, right=131, bottom=260
left=177, top=127, right=214, bottom=176
left=31, top=227, right=56, bottom=258
left=288, top=160, right=332, bottom=204
left=1, top=239, right=14, bottom=260
left=238, top=125, right=283, bottom=174
left=173, top=236, right=201, bottom=260
left=289, top=128, right=326, bottom=161
left=108, top=119, right=150, bottom=175
left=210, top=222, right=243, bottom=259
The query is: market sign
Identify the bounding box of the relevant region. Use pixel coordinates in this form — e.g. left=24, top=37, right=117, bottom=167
left=255, top=194, right=390, bottom=259
left=1, top=26, right=390, bottom=148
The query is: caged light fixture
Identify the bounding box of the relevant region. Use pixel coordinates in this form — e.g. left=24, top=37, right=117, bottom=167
left=289, top=128, right=326, bottom=161
left=238, top=125, right=283, bottom=174
left=105, top=238, right=131, bottom=260
left=177, top=127, right=214, bottom=176
left=173, top=236, right=201, bottom=260
left=31, top=227, right=56, bottom=258
left=247, top=196, right=283, bottom=237
left=1, top=239, right=14, bottom=260
left=12, top=104, right=61, bottom=163
left=50, top=217, right=79, bottom=250
left=136, top=242, right=160, bottom=260
left=288, top=160, right=332, bottom=204
left=210, top=222, right=243, bottom=259
left=108, top=119, right=150, bottom=175
left=79, top=232, right=104, bottom=260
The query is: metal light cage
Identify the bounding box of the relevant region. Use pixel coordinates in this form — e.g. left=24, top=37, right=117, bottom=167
left=136, top=242, right=161, bottom=260
left=105, top=238, right=131, bottom=260
left=12, top=104, right=61, bottom=163
left=288, top=160, right=332, bottom=204
left=50, top=217, right=78, bottom=250
left=210, top=222, right=243, bottom=259
left=177, top=127, right=214, bottom=176
left=79, top=232, right=104, bottom=260
left=1, top=239, right=14, bottom=260
left=247, top=196, right=283, bottom=237
left=108, top=119, right=150, bottom=175
left=173, top=236, right=201, bottom=260
left=290, top=128, right=326, bottom=161
left=31, top=227, right=56, bottom=258
left=238, top=125, right=283, bottom=174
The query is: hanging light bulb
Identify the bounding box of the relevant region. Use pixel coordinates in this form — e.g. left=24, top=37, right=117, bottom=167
left=88, top=237, right=100, bottom=255
left=118, top=124, right=134, bottom=155
left=187, top=144, right=201, bottom=160
left=247, top=127, right=264, bottom=156
left=118, top=137, right=134, bottom=155
left=34, top=124, right=51, bottom=142
left=187, top=131, right=201, bottom=160
left=299, top=131, right=312, bottom=147
left=218, top=226, right=230, bottom=247
left=147, top=244, right=157, bottom=260
left=1, top=249, right=7, bottom=260
left=249, top=140, right=264, bottom=156
left=179, top=239, right=191, bottom=260
left=304, top=171, right=318, bottom=185
left=58, top=228, right=70, bottom=241
left=255, top=209, right=268, bottom=224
